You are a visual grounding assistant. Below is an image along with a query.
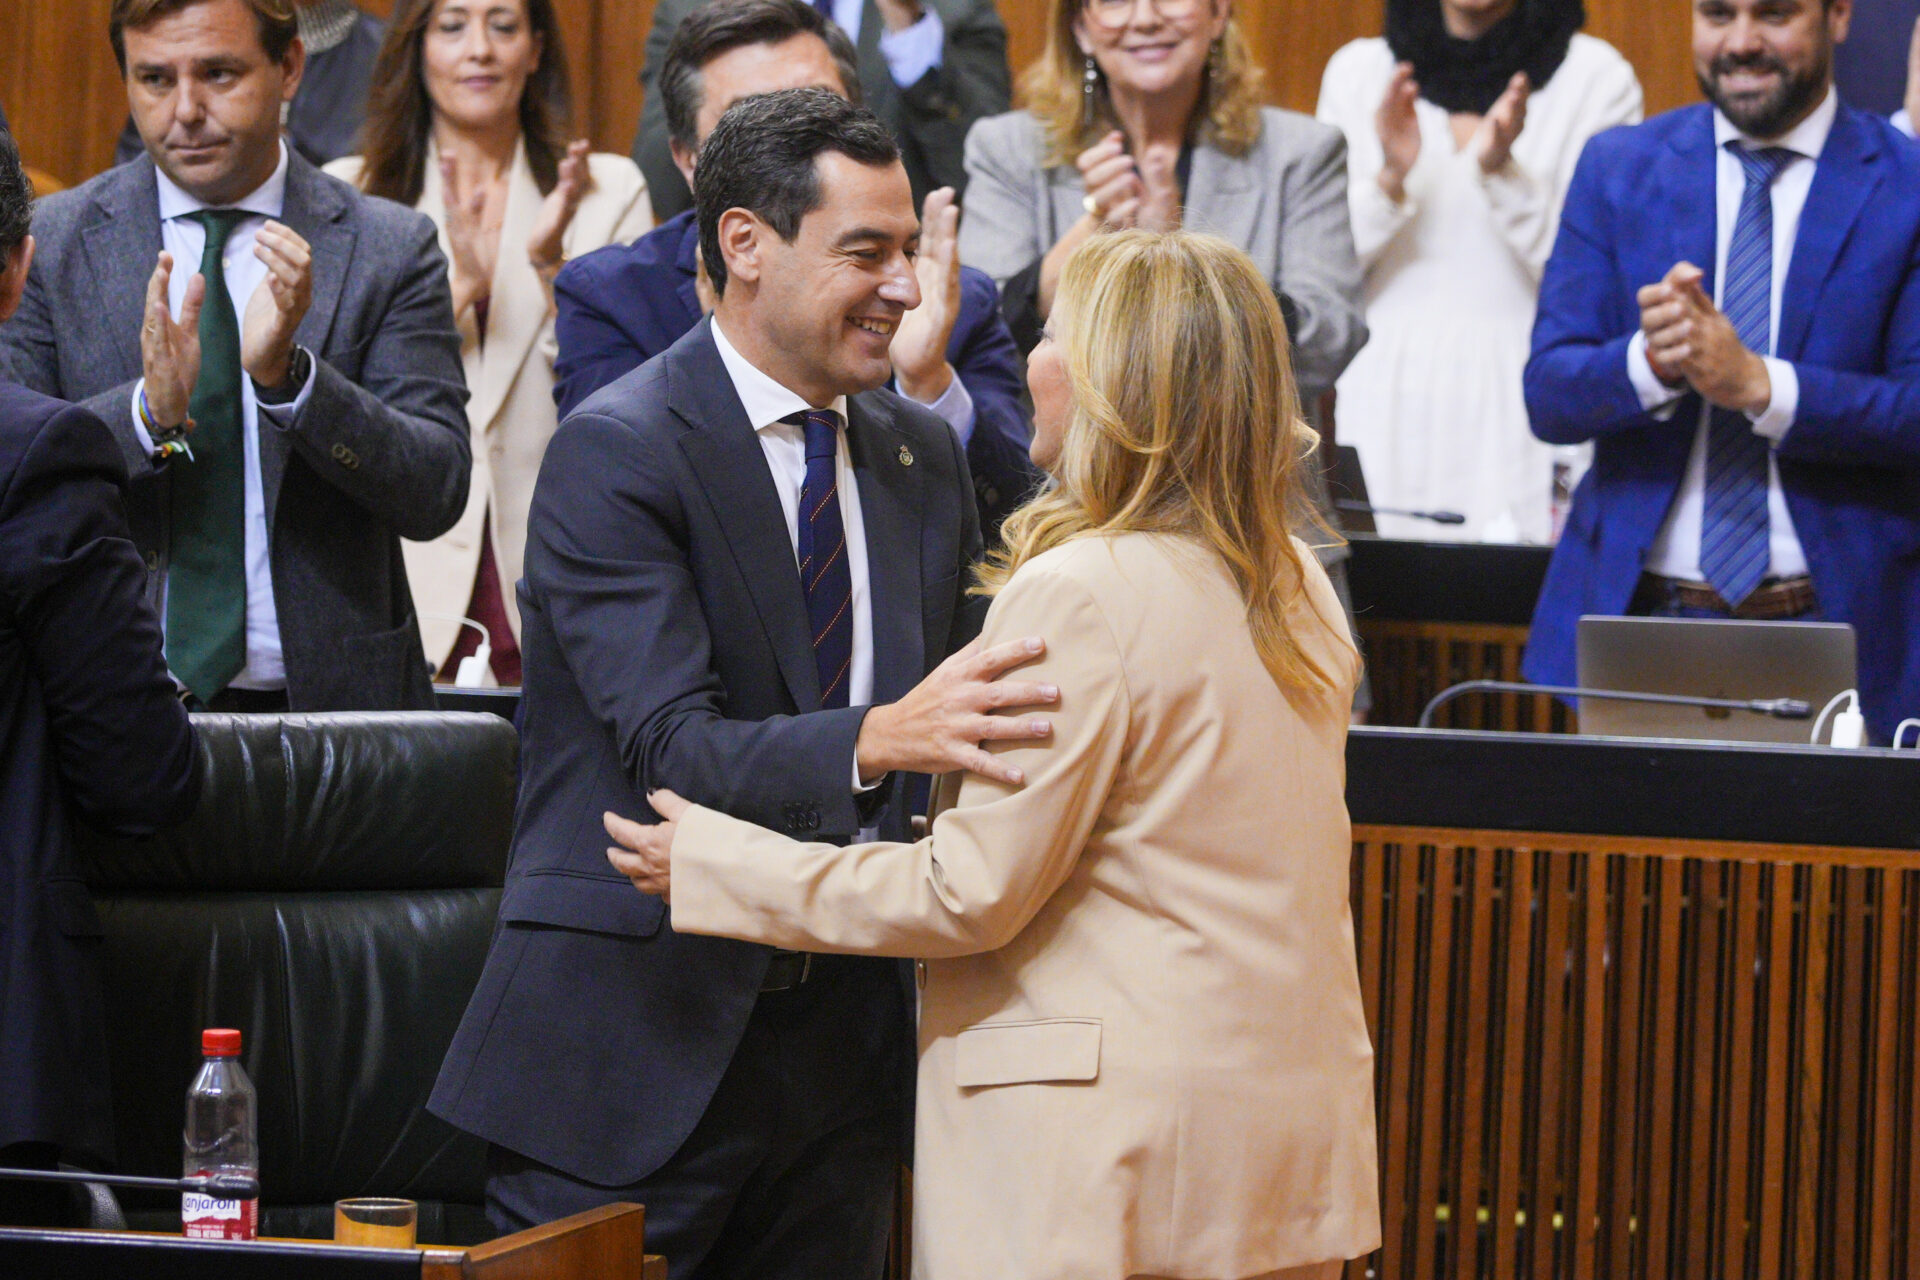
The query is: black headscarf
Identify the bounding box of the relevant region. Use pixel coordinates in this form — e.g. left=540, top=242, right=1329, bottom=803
left=1385, top=0, right=1586, bottom=115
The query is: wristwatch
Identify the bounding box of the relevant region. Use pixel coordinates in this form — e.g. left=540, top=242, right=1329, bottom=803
left=254, top=345, right=312, bottom=405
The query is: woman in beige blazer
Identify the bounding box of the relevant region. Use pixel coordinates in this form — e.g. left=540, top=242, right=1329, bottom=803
left=327, top=0, right=650, bottom=684
left=608, top=231, right=1380, bottom=1280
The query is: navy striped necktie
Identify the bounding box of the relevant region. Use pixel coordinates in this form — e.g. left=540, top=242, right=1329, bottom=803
left=789, top=409, right=853, bottom=710
left=1700, top=143, right=1796, bottom=608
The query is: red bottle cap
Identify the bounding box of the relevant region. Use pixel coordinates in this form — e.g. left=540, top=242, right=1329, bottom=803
left=202, top=1029, right=241, bottom=1057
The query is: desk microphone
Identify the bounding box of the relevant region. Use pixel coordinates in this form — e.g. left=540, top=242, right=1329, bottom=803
left=1335, top=499, right=1467, bottom=526
left=1418, top=679, right=1813, bottom=729
left=0, top=1166, right=260, bottom=1200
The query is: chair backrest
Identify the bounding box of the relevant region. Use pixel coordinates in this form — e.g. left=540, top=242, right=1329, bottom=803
left=78, top=712, right=517, bottom=1243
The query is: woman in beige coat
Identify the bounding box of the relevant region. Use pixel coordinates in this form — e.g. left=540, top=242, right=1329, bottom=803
left=327, top=0, right=650, bottom=684
left=609, top=230, right=1379, bottom=1280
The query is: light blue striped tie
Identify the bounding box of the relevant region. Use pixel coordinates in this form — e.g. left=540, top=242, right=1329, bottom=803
left=1699, top=143, right=1796, bottom=608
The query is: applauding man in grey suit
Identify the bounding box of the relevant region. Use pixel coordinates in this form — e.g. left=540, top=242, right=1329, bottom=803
left=0, top=0, right=468, bottom=712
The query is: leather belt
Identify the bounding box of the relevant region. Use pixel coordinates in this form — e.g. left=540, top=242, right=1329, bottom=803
left=760, top=950, right=816, bottom=992
left=1640, top=573, right=1817, bottom=621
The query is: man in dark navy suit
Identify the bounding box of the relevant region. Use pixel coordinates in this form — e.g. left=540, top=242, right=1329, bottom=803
left=552, top=0, right=1039, bottom=541
left=0, top=126, right=201, bottom=1227
left=1525, top=0, right=1920, bottom=741
left=431, top=90, right=1058, bottom=1278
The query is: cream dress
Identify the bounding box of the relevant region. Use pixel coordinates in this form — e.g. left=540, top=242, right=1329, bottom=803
left=1316, top=34, right=1641, bottom=543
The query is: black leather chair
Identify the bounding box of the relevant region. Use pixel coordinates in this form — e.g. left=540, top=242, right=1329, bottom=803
left=77, top=712, right=517, bottom=1244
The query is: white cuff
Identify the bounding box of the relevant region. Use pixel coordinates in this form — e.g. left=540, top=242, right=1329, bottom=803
left=913, top=368, right=975, bottom=446
left=253, top=347, right=321, bottom=426
left=878, top=8, right=944, bottom=88
left=1627, top=330, right=1686, bottom=420
left=852, top=749, right=884, bottom=795
left=1895, top=109, right=1915, bottom=139
left=131, top=378, right=157, bottom=454
left=1748, top=357, right=1797, bottom=442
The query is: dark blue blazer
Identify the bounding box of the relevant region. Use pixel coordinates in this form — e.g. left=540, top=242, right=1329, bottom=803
left=430, top=319, right=982, bottom=1185
left=552, top=209, right=1042, bottom=537
left=1523, top=103, right=1920, bottom=740
left=0, top=383, right=198, bottom=1162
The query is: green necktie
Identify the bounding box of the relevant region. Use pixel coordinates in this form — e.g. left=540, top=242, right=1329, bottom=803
left=165, top=208, right=251, bottom=702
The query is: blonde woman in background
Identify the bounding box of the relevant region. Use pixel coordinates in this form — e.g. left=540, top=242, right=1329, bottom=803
left=606, top=230, right=1381, bottom=1280
left=1317, top=0, right=1640, bottom=543
left=328, top=0, right=650, bottom=684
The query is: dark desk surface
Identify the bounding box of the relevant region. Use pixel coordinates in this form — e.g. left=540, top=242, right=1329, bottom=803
left=1346, top=537, right=1550, bottom=626
left=1349, top=726, right=1920, bottom=850
left=434, top=691, right=1920, bottom=851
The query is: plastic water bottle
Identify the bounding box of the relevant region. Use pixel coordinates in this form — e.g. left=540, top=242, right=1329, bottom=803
left=181, top=1028, right=259, bottom=1240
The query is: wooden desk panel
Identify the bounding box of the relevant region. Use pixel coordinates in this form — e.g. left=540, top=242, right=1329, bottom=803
left=1344, top=825, right=1920, bottom=1280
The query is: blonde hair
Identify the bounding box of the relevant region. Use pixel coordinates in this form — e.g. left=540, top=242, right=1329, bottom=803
left=1021, top=1, right=1265, bottom=169
left=976, top=230, right=1339, bottom=693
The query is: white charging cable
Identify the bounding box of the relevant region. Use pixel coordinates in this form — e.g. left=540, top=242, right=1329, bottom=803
left=1811, top=689, right=1865, bottom=749
left=1894, top=719, right=1920, bottom=750
left=418, top=613, right=492, bottom=688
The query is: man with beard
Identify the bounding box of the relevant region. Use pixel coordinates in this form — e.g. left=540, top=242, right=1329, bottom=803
left=1521, top=0, right=1920, bottom=742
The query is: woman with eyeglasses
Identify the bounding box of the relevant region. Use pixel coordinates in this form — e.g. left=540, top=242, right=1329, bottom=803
left=607, top=230, right=1379, bottom=1280
left=1315, top=0, right=1640, bottom=544
left=958, top=0, right=1365, bottom=401
left=327, top=0, right=651, bottom=685
left=959, top=0, right=1372, bottom=716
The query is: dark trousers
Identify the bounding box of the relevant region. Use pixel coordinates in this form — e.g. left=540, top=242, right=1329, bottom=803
left=485, top=954, right=908, bottom=1280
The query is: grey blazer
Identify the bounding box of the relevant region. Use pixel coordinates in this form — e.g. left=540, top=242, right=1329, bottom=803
left=0, top=153, right=471, bottom=711
left=958, top=107, right=1369, bottom=403
left=630, top=0, right=1011, bottom=220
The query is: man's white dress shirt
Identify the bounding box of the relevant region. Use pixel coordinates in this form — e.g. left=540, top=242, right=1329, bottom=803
left=711, top=319, right=880, bottom=805
left=133, top=143, right=317, bottom=690
left=1629, top=89, right=1839, bottom=582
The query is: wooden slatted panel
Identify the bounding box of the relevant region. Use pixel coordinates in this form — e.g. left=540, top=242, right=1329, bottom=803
left=1354, top=621, right=1574, bottom=733
left=1492, top=849, right=1534, bottom=1280
left=1601, top=856, right=1648, bottom=1279
left=1570, top=854, right=1607, bottom=1280
left=1451, top=847, right=1497, bottom=1280
left=1721, top=861, right=1760, bottom=1280
left=1414, top=845, right=1457, bottom=1274
left=1346, top=827, right=1920, bottom=1280
left=1682, top=860, right=1723, bottom=1274
left=1867, top=869, right=1901, bottom=1280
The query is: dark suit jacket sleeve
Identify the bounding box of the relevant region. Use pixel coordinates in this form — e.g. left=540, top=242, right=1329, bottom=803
left=949, top=269, right=1041, bottom=537
left=1776, top=231, right=1920, bottom=469
left=1524, top=136, right=1668, bottom=445
left=552, top=256, right=651, bottom=420
left=0, top=238, right=150, bottom=480
left=893, top=0, right=1012, bottom=197
left=528, top=411, right=882, bottom=836
left=0, top=402, right=199, bottom=831
left=259, top=216, right=471, bottom=541
left=942, top=398, right=989, bottom=645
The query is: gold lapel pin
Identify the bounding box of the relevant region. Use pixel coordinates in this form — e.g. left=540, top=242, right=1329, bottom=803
left=898, top=445, right=914, bottom=467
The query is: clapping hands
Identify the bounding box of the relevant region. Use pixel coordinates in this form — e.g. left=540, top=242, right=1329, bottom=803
left=1637, top=262, right=1772, bottom=415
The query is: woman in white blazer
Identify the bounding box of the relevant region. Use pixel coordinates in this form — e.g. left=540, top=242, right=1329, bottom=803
left=328, top=0, right=650, bottom=684
left=607, top=231, right=1381, bottom=1280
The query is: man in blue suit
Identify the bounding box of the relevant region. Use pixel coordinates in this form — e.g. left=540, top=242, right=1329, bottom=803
left=1525, top=0, right=1920, bottom=740
left=552, top=0, right=1040, bottom=540
left=431, top=90, right=1058, bottom=1277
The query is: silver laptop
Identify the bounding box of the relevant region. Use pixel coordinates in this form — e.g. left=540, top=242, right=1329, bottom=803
left=1575, top=615, right=1857, bottom=744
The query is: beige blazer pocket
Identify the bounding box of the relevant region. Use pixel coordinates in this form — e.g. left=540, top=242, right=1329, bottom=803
left=953, top=1018, right=1101, bottom=1088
